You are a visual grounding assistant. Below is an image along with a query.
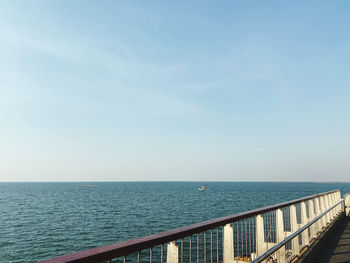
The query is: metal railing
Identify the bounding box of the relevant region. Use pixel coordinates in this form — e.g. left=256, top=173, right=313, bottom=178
left=252, top=199, right=343, bottom=263
left=38, top=189, right=343, bottom=263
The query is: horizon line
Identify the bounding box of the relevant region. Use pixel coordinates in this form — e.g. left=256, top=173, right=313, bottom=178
left=1, top=180, right=349, bottom=183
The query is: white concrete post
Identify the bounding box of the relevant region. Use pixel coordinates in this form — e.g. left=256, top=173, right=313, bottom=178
left=314, top=197, right=321, bottom=234
left=332, top=192, right=337, bottom=214
left=223, top=224, right=234, bottom=263
left=276, top=209, right=286, bottom=263
left=326, top=195, right=332, bottom=222
left=335, top=192, right=340, bottom=214
left=337, top=191, right=341, bottom=201
left=256, top=214, right=266, bottom=257
left=336, top=191, right=342, bottom=214
left=308, top=199, right=316, bottom=241
left=319, top=196, right=325, bottom=228
left=167, top=241, right=179, bottom=263
left=300, top=202, right=308, bottom=247
left=330, top=194, right=335, bottom=219
left=335, top=193, right=340, bottom=215
left=325, top=195, right=331, bottom=224
left=345, top=194, right=350, bottom=216
left=290, top=205, right=299, bottom=257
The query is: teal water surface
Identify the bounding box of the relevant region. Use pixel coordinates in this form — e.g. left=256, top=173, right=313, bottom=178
left=1, top=182, right=350, bottom=263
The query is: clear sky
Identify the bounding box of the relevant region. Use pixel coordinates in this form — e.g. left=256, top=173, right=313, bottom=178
left=1, top=1, right=349, bottom=182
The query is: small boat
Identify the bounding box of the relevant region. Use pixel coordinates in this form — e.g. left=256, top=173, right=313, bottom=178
left=199, top=185, right=207, bottom=191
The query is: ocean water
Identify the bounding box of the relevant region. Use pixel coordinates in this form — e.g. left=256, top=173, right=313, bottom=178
left=1, top=182, right=350, bottom=263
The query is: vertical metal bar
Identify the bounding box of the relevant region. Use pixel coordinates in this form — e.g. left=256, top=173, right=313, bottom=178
left=197, top=233, right=199, bottom=263
left=270, top=212, right=272, bottom=242
left=221, top=226, right=225, bottom=261
left=222, top=226, right=224, bottom=261
left=137, top=251, right=140, bottom=263
left=245, top=219, right=247, bottom=259
left=266, top=213, right=269, bottom=243
left=266, top=212, right=269, bottom=243
left=204, top=231, right=206, bottom=263
left=210, top=230, right=213, bottom=263
left=124, top=255, right=126, bottom=263
left=216, top=228, right=219, bottom=263
left=236, top=221, right=239, bottom=257
left=253, top=216, right=255, bottom=255
left=248, top=217, right=251, bottom=257
left=150, top=248, right=152, bottom=263
left=232, top=223, right=235, bottom=259
left=181, top=239, right=184, bottom=263
left=271, top=211, right=274, bottom=243
left=161, top=244, right=164, bottom=263
left=190, top=236, right=192, bottom=263
left=241, top=220, right=243, bottom=259
left=270, top=212, right=273, bottom=243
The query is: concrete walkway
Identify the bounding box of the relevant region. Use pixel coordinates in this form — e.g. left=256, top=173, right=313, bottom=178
left=313, top=216, right=350, bottom=263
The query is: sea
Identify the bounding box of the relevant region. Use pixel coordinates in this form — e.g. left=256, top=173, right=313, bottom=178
left=1, top=182, right=350, bottom=263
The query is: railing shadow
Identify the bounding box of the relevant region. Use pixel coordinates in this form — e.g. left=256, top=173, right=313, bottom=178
left=313, top=216, right=350, bottom=263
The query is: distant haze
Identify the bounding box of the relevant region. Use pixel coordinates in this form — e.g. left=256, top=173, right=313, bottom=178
left=1, top=1, right=349, bottom=182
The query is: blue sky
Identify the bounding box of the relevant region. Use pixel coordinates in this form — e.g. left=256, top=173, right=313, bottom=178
left=1, top=1, right=349, bottom=181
